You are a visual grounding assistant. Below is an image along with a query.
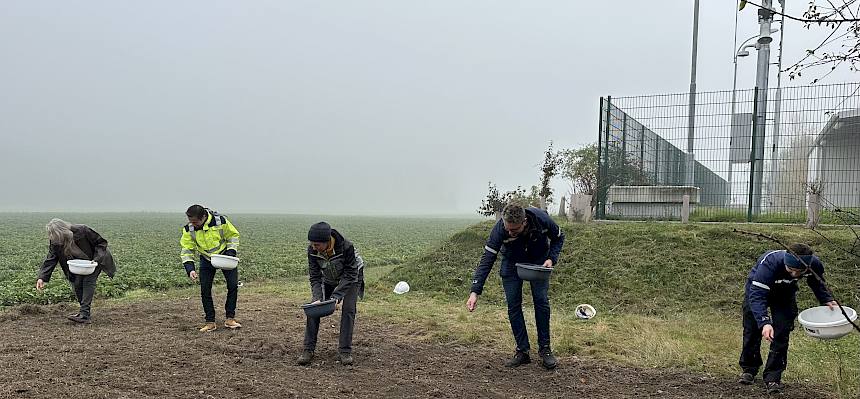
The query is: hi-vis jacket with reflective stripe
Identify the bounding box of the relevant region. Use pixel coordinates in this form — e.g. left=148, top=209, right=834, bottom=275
left=744, top=250, right=833, bottom=328
left=179, top=210, right=240, bottom=264
left=470, top=207, right=565, bottom=295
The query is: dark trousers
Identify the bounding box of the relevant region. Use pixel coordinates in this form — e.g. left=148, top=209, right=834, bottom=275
left=68, top=267, right=101, bottom=319
left=198, top=256, right=239, bottom=322
left=502, top=274, right=551, bottom=352
left=303, top=282, right=360, bottom=354
left=739, top=299, right=797, bottom=383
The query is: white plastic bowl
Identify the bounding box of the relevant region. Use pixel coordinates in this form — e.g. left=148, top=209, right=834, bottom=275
left=797, top=306, right=857, bottom=340
left=575, top=304, right=597, bottom=320
left=210, top=254, right=239, bottom=270
left=67, top=259, right=97, bottom=275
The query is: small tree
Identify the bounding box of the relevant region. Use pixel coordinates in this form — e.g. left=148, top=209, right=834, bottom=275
left=477, top=183, right=531, bottom=219
left=538, top=142, right=561, bottom=208
left=477, top=182, right=504, bottom=218
left=559, top=143, right=598, bottom=196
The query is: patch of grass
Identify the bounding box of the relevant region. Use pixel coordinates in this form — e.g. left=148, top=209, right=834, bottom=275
left=359, top=288, right=859, bottom=397
left=691, top=206, right=860, bottom=224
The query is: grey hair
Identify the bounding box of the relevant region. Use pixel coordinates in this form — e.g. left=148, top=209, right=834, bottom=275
left=502, top=203, right=526, bottom=224
left=46, top=218, right=74, bottom=257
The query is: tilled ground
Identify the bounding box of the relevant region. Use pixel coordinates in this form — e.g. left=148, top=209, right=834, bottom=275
left=0, top=294, right=834, bottom=399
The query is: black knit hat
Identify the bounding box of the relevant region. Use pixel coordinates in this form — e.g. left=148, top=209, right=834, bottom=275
left=308, top=222, right=332, bottom=243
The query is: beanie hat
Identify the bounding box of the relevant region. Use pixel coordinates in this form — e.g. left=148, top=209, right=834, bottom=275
left=308, top=222, right=332, bottom=243
left=784, top=251, right=815, bottom=270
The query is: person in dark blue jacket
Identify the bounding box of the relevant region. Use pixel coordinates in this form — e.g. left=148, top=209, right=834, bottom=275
left=738, top=243, right=837, bottom=394
left=466, top=203, right=565, bottom=369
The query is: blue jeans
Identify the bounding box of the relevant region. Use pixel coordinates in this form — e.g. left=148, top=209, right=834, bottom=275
left=198, top=256, right=239, bottom=322
left=502, top=274, right=551, bottom=352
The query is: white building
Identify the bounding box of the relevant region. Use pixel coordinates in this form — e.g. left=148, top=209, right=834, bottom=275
left=808, top=109, right=860, bottom=208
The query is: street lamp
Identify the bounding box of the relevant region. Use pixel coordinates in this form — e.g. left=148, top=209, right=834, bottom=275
left=728, top=28, right=778, bottom=205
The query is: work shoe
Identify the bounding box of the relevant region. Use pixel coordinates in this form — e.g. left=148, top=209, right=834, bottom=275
left=67, top=314, right=90, bottom=324
left=199, top=322, right=217, bottom=332
left=297, top=350, right=314, bottom=366
left=738, top=372, right=755, bottom=385
left=538, top=347, right=558, bottom=370
left=224, top=318, right=242, bottom=329
left=338, top=353, right=353, bottom=366
left=504, top=350, right=531, bottom=368
left=766, top=381, right=784, bottom=395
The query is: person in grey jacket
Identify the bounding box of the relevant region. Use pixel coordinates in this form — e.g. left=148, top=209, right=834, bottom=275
left=298, top=222, right=365, bottom=366
left=35, top=219, right=116, bottom=323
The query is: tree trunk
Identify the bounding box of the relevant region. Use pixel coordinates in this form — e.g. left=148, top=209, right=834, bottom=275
left=806, top=193, right=821, bottom=229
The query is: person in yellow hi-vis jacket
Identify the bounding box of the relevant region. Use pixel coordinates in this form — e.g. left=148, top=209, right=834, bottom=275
left=180, top=204, right=241, bottom=332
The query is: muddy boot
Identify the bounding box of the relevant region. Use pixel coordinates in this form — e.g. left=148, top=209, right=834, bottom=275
left=67, top=314, right=90, bottom=324
left=738, top=372, right=755, bottom=385
left=766, top=381, right=784, bottom=395
left=504, top=350, right=531, bottom=368
left=297, top=350, right=314, bottom=366
left=538, top=347, right=557, bottom=370
left=338, top=353, right=353, bottom=366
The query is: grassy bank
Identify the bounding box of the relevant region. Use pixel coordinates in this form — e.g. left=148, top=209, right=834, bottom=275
left=381, top=220, right=860, bottom=396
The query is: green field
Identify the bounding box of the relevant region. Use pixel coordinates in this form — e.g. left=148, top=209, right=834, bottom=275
left=0, top=213, right=477, bottom=306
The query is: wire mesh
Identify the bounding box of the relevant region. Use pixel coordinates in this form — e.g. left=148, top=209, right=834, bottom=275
left=596, top=83, right=860, bottom=222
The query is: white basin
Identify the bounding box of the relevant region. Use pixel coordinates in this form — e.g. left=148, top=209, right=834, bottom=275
left=210, top=254, right=239, bottom=270
left=797, top=306, right=857, bottom=340
left=67, top=259, right=98, bottom=275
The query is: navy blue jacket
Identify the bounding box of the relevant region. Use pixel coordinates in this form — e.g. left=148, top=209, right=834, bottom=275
left=744, top=250, right=833, bottom=328
left=471, top=207, right=565, bottom=295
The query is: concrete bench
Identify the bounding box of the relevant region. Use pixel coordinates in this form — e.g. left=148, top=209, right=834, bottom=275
left=607, top=186, right=700, bottom=221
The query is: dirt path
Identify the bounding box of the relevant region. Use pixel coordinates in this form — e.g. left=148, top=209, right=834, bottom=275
left=0, top=295, right=834, bottom=399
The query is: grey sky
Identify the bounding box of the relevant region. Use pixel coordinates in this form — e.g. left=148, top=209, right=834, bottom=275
left=1, top=1, right=856, bottom=214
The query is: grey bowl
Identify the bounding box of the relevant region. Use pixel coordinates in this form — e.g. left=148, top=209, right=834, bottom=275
left=516, top=263, right=553, bottom=281
left=301, top=299, right=336, bottom=318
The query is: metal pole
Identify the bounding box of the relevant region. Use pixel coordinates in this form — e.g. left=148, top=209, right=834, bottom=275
left=748, top=87, right=760, bottom=222
left=598, top=97, right=611, bottom=219
left=729, top=52, right=739, bottom=206
left=752, top=0, right=774, bottom=216
left=769, top=7, right=786, bottom=210
left=729, top=0, right=740, bottom=207
left=686, top=0, right=700, bottom=187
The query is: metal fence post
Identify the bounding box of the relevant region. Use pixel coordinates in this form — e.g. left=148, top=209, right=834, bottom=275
left=747, top=87, right=759, bottom=222
left=597, top=96, right=611, bottom=219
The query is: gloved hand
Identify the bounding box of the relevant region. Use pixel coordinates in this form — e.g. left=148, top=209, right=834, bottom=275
left=223, top=249, right=237, bottom=257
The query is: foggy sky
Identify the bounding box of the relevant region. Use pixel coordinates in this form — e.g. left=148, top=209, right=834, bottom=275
left=1, top=1, right=855, bottom=215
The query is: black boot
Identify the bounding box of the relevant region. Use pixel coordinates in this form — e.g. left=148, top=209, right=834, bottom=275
left=766, top=381, right=784, bottom=395
left=338, top=352, right=354, bottom=366
left=504, top=350, right=531, bottom=368
left=297, top=350, right=314, bottom=366
left=539, top=347, right=557, bottom=370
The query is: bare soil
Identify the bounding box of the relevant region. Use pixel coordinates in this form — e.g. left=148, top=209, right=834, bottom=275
left=0, top=294, right=834, bottom=399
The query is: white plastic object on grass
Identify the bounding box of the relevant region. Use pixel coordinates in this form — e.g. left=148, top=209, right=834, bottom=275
left=393, top=281, right=410, bottom=294
left=797, top=305, right=857, bottom=340
left=67, top=259, right=98, bottom=275
left=575, top=304, right=596, bottom=320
